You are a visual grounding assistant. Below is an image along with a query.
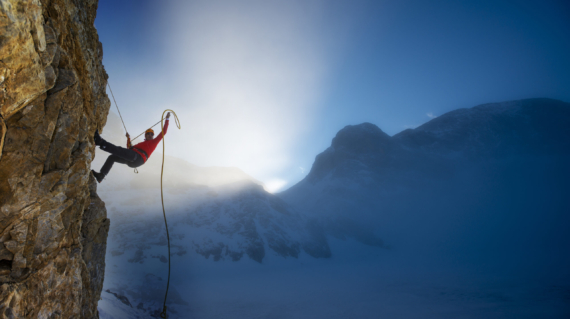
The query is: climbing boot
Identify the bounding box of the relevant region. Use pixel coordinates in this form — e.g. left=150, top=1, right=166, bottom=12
left=94, top=129, right=102, bottom=146
left=91, top=170, right=105, bottom=183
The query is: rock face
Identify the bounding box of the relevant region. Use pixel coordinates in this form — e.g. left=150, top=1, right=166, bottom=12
left=81, top=176, right=109, bottom=318
left=0, top=0, right=110, bottom=317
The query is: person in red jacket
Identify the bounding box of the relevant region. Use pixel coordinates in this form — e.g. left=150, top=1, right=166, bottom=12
left=91, top=112, right=171, bottom=183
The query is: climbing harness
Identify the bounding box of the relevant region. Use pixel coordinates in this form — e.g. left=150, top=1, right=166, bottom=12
left=159, top=109, right=180, bottom=318
left=106, top=82, right=182, bottom=318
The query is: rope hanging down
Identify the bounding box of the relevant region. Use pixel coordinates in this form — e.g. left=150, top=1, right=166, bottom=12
left=159, top=109, right=181, bottom=319
left=107, top=82, right=167, bottom=144
left=107, top=82, right=128, bottom=133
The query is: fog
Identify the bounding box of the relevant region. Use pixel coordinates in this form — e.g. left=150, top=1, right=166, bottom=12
left=99, top=0, right=336, bottom=191
left=96, top=101, right=570, bottom=318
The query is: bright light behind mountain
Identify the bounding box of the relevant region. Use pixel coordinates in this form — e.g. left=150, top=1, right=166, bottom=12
left=263, top=179, right=288, bottom=193
left=156, top=0, right=329, bottom=185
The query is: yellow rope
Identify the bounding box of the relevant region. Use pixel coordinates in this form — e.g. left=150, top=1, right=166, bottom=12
left=159, top=109, right=180, bottom=319
left=104, top=81, right=181, bottom=316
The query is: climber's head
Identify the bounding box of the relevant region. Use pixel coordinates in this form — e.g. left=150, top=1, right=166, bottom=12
left=145, top=128, right=154, bottom=141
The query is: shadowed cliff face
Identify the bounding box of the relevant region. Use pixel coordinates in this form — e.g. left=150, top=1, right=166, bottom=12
left=0, top=0, right=110, bottom=317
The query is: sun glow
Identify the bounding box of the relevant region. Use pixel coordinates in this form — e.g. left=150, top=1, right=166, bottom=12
left=151, top=0, right=330, bottom=183
left=264, top=179, right=288, bottom=193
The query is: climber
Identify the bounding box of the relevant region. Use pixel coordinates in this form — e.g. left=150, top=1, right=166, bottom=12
left=91, top=112, right=171, bottom=183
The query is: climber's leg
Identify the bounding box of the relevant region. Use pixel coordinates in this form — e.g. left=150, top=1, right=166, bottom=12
left=99, top=141, right=138, bottom=162
left=100, top=154, right=129, bottom=176
left=92, top=170, right=105, bottom=183
left=94, top=129, right=103, bottom=146
left=94, top=129, right=138, bottom=162
left=92, top=130, right=144, bottom=183
left=92, top=151, right=144, bottom=183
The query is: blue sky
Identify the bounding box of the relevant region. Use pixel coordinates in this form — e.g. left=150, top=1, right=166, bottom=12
left=95, top=0, right=570, bottom=191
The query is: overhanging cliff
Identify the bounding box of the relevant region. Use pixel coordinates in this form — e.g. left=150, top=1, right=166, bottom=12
left=0, top=0, right=110, bottom=317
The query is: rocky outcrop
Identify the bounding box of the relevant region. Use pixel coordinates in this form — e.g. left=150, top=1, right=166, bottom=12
left=80, top=175, right=109, bottom=318
left=0, top=0, right=110, bottom=317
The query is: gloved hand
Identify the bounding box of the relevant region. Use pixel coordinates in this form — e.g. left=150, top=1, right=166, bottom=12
left=166, top=112, right=171, bottom=119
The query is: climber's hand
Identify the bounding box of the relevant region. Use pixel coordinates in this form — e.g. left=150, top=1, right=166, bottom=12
left=126, top=133, right=130, bottom=138
left=166, top=112, right=171, bottom=119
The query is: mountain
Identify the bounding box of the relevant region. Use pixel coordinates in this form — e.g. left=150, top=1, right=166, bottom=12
left=104, top=181, right=330, bottom=264
left=393, top=98, right=570, bottom=156
left=98, top=98, right=570, bottom=318
left=290, top=98, right=570, bottom=188
left=280, top=98, right=570, bottom=275
left=98, top=178, right=331, bottom=317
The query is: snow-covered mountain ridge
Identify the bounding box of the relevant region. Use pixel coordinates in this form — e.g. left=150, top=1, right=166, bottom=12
left=280, top=98, right=570, bottom=260
left=298, top=98, right=569, bottom=186
left=395, top=98, right=570, bottom=156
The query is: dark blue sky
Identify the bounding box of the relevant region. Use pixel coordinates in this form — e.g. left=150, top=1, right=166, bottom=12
left=96, top=0, right=570, bottom=191
left=321, top=0, right=570, bottom=129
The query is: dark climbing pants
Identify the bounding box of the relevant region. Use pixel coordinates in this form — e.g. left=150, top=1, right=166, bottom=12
left=99, top=140, right=145, bottom=176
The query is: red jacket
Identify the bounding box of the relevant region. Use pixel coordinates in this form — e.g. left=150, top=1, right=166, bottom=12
left=128, top=119, right=169, bottom=162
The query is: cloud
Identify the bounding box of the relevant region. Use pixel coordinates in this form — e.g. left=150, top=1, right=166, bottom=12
left=426, top=112, right=437, bottom=119
left=145, top=0, right=330, bottom=182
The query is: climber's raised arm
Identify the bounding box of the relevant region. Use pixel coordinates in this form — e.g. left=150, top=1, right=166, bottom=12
left=155, top=112, right=170, bottom=142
